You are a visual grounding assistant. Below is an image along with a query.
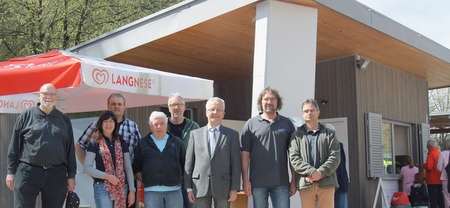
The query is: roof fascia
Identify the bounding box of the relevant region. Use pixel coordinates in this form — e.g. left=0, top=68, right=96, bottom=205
left=314, top=0, right=450, bottom=64
left=68, top=0, right=259, bottom=58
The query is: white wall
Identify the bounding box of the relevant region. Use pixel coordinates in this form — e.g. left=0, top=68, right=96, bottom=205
left=72, top=117, right=98, bottom=208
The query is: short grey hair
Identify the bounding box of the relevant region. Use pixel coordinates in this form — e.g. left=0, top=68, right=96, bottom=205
left=205, top=97, right=225, bottom=111
left=149, top=111, right=168, bottom=125
left=301, top=98, right=320, bottom=111
left=427, top=139, right=438, bottom=148
left=168, top=92, right=185, bottom=105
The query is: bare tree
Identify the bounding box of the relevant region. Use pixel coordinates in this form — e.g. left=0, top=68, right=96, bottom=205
left=429, top=87, right=450, bottom=145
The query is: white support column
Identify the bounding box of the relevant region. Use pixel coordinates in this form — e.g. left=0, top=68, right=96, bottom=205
left=252, top=0, right=318, bottom=118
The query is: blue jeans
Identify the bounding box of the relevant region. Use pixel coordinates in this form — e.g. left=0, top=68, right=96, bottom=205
left=94, top=182, right=113, bottom=208
left=93, top=182, right=128, bottom=208
left=144, top=189, right=183, bottom=208
left=252, top=186, right=290, bottom=208
left=334, top=191, right=348, bottom=208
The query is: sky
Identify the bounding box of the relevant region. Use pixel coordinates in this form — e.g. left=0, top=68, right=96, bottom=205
left=356, top=0, right=450, bottom=49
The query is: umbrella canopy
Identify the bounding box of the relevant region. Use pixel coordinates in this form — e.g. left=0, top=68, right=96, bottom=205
left=0, top=50, right=213, bottom=113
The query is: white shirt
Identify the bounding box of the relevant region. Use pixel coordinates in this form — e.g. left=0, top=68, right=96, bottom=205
left=437, top=150, right=450, bottom=180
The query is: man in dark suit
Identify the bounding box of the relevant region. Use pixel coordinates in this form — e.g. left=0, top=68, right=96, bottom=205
left=184, top=97, right=241, bottom=208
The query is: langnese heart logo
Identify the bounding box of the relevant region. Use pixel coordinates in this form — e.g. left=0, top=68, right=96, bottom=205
left=92, top=68, right=109, bottom=85
left=21, top=100, right=35, bottom=110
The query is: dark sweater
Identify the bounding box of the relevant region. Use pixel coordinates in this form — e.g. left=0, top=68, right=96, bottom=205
left=133, top=132, right=185, bottom=187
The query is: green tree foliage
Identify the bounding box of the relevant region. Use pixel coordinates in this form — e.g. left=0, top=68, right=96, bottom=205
left=0, top=0, right=183, bottom=61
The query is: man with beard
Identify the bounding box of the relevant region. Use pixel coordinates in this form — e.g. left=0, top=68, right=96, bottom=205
left=6, top=83, right=77, bottom=208
left=241, top=86, right=297, bottom=208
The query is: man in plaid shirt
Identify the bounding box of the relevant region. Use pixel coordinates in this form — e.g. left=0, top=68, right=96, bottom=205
left=75, top=93, right=142, bottom=165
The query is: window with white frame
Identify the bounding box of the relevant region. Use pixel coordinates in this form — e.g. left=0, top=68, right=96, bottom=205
left=382, top=120, right=411, bottom=175
left=366, top=113, right=413, bottom=177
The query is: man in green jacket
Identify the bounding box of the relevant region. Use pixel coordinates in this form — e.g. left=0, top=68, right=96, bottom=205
left=167, top=92, right=200, bottom=208
left=289, top=98, right=340, bottom=208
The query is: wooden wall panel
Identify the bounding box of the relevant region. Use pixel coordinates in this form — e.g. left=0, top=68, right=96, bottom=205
left=357, top=59, right=428, bottom=123
left=125, top=105, right=161, bottom=137
left=0, top=114, right=18, bottom=208
left=316, top=55, right=428, bottom=208
left=316, top=56, right=362, bottom=207
left=125, top=77, right=252, bottom=136
left=214, top=77, right=253, bottom=121
left=124, top=100, right=209, bottom=137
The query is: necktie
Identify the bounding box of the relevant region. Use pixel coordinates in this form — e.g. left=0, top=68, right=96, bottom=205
left=209, top=128, right=217, bottom=156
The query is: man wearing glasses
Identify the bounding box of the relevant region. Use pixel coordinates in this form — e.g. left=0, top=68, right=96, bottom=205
left=167, top=92, right=200, bottom=208
left=184, top=97, right=241, bottom=208
left=6, top=83, right=77, bottom=208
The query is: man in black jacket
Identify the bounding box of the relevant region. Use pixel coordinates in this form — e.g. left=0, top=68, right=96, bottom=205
left=6, top=83, right=76, bottom=208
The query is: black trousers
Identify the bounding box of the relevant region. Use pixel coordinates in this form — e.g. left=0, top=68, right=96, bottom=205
left=428, top=184, right=445, bottom=208
left=14, top=163, right=67, bottom=208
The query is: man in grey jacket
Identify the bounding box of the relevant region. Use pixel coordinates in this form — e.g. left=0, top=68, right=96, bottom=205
left=289, top=98, right=340, bottom=208
left=184, top=97, right=241, bottom=208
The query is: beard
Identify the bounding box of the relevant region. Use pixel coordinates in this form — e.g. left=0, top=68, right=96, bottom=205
left=263, top=105, right=276, bottom=114
left=40, top=100, right=56, bottom=109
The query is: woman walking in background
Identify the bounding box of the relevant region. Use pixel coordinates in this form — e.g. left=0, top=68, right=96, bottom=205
left=400, top=155, right=419, bottom=201
left=84, top=110, right=136, bottom=207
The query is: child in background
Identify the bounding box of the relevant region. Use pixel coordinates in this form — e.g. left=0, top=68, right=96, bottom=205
left=409, top=172, right=429, bottom=208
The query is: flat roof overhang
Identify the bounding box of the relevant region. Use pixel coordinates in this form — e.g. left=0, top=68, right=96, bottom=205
left=430, top=112, right=450, bottom=134
left=69, top=0, right=450, bottom=89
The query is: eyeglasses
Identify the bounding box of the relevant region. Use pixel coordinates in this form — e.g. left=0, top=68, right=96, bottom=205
left=169, top=103, right=184, bottom=108
left=207, top=108, right=224, bottom=113
left=40, top=92, right=57, bottom=97
left=262, top=98, right=277, bottom=102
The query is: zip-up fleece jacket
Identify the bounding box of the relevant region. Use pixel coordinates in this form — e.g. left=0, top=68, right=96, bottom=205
left=132, top=132, right=186, bottom=187
left=167, top=118, right=199, bottom=148
left=422, top=147, right=442, bottom=184
left=289, top=123, right=340, bottom=189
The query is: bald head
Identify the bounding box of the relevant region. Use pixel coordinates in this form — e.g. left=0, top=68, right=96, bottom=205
left=40, top=83, right=56, bottom=92
left=38, top=83, right=57, bottom=112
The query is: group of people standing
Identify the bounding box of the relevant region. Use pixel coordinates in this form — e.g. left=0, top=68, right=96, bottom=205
left=6, top=83, right=344, bottom=208
left=400, top=139, right=450, bottom=208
